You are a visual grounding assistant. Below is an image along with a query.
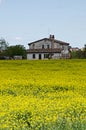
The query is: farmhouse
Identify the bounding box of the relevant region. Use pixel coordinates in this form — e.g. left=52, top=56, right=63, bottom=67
left=27, top=35, right=70, bottom=60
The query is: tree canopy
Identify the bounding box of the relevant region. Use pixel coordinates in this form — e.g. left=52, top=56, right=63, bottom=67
left=6, top=45, right=26, bottom=59
left=71, top=44, right=86, bottom=59
left=0, top=38, right=8, bottom=52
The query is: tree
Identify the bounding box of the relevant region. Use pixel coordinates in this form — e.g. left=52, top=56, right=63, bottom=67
left=0, top=38, right=9, bottom=59
left=6, top=45, right=26, bottom=59
left=84, top=44, right=86, bottom=51
left=0, top=38, right=8, bottom=52
left=83, top=44, right=86, bottom=58
left=71, top=44, right=86, bottom=59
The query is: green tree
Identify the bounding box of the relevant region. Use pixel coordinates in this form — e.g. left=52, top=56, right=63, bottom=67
left=6, top=45, right=26, bottom=59
left=0, top=38, right=9, bottom=58
left=84, top=44, right=86, bottom=51
left=0, top=38, right=8, bottom=52
left=83, top=44, right=86, bottom=58
left=71, top=44, right=86, bottom=59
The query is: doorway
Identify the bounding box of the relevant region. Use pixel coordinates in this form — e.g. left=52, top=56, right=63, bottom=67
left=39, top=54, right=41, bottom=59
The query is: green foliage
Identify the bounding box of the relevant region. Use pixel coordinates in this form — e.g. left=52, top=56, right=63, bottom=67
left=0, top=38, right=9, bottom=58
left=0, top=38, right=8, bottom=51
left=71, top=44, right=86, bottom=59
left=8, top=111, right=32, bottom=129
left=6, top=45, right=26, bottom=59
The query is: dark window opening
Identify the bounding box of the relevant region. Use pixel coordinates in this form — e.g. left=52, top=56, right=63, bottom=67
left=47, top=45, right=50, bottom=49
left=62, top=46, right=64, bottom=50
left=39, top=54, right=41, bottom=59
left=44, top=54, right=49, bottom=58
left=42, top=45, right=44, bottom=49
left=33, top=54, right=35, bottom=59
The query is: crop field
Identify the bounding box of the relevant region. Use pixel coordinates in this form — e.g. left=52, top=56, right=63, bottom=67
left=0, top=59, right=86, bottom=130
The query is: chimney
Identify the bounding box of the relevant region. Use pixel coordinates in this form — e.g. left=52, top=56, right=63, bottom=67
left=49, top=35, right=55, bottom=49
left=49, top=35, right=55, bottom=40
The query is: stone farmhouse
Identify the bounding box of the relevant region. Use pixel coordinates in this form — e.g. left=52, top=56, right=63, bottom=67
left=27, top=35, right=70, bottom=60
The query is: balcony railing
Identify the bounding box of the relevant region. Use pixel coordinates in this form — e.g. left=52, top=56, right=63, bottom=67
left=27, top=48, right=62, bottom=53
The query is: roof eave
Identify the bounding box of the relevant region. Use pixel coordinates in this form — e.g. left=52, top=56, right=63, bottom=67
left=28, top=38, right=70, bottom=46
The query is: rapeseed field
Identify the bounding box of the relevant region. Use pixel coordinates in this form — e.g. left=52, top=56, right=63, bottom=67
left=0, top=59, right=86, bottom=130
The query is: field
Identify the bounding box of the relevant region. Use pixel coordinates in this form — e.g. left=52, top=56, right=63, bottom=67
left=0, top=59, right=86, bottom=130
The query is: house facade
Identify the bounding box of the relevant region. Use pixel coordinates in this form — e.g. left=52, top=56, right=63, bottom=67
left=27, top=35, right=70, bottom=60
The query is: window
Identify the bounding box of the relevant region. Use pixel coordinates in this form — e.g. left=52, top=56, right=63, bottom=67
left=47, top=45, right=49, bottom=49
left=44, top=54, right=49, bottom=58
left=57, top=44, right=60, bottom=48
left=42, top=45, right=44, bottom=49
left=62, top=46, right=64, bottom=50
left=32, top=43, right=35, bottom=49
left=39, top=54, right=41, bottom=59
left=33, top=54, right=35, bottom=59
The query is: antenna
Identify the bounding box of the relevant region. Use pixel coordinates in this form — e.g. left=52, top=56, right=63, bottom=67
left=47, top=28, right=51, bottom=37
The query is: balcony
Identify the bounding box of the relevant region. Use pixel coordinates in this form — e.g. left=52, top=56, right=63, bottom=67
left=27, top=48, right=62, bottom=53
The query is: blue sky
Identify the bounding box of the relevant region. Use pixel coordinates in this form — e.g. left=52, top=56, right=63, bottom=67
left=0, top=0, right=86, bottom=48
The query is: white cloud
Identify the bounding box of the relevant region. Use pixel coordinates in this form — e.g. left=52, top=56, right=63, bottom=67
left=15, top=37, right=22, bottom=41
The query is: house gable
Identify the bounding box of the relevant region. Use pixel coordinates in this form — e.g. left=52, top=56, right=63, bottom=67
left=28, top=37, right=69, bottom=50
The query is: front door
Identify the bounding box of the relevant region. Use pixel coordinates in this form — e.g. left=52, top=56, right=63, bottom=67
left=39, top=54, right=41, bottom=59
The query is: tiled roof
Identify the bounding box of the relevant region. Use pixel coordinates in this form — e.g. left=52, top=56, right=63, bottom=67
left=28, top=38, right=69, bottom=46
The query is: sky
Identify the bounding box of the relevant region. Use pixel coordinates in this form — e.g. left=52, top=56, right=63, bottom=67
left=0, top=0, right=86, bottom=49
